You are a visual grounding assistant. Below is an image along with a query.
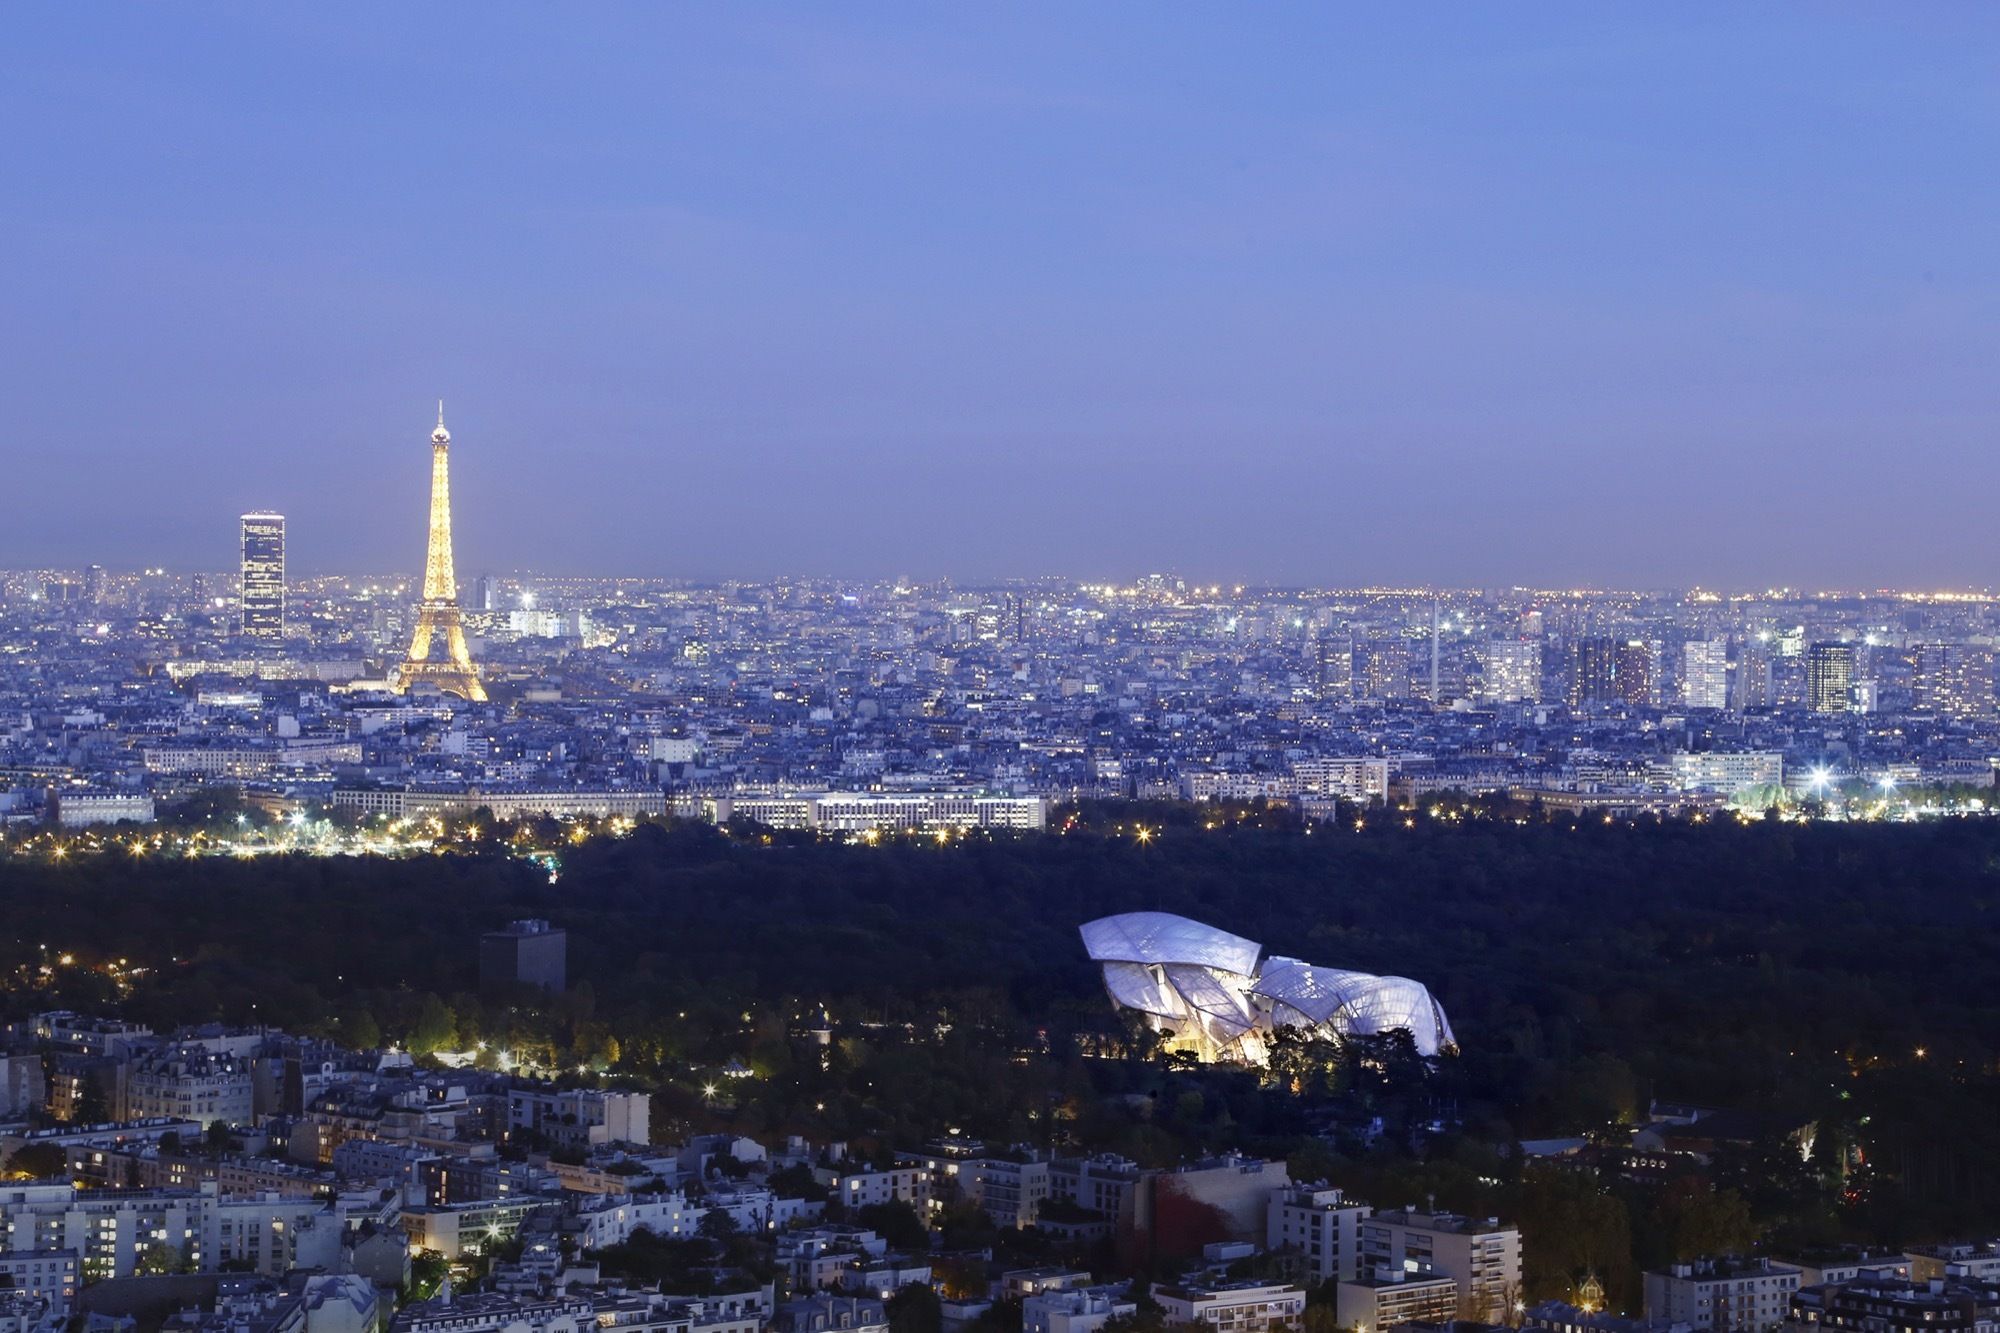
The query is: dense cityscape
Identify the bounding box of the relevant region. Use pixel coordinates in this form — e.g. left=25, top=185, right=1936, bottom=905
left=7, top=464, right=2000, bottom=842
left=9, top=12, right=2000, bottom=1333
left=0, top=405, right=1992, bottom=1333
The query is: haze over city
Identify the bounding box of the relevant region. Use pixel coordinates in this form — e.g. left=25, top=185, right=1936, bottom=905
left=5, top=6, right=1999, bottom=585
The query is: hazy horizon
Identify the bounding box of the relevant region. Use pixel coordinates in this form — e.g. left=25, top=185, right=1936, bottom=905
left=4, top=6, right=1997, bottom=587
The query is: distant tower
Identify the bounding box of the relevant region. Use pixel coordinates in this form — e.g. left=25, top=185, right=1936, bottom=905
left=239, top=512, right=285, bottom=639
left=395, top=403, right=487, bottom=701
left=1429, top=597, right=1441, bottom=704
left=82, top=564, right=106, bottom=606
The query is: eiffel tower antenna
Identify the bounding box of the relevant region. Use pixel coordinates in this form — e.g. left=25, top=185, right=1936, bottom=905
left=393, top=403, right=487, bottom=701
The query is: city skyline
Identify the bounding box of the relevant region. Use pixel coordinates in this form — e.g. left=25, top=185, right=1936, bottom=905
left=5, top=7, right=1999, bottom=584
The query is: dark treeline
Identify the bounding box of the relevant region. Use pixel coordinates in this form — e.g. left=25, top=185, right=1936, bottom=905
left=7, top=805, right=2000, bottom=1278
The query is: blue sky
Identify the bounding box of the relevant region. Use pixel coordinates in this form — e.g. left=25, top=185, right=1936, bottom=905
left=3, top=5, right=1996, bottom=586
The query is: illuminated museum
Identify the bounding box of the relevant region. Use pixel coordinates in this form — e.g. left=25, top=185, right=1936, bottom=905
left=1079, top=911, right=1457, bottom=1063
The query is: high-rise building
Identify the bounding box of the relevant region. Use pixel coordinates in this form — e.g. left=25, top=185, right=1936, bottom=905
left=1733, top=643, right=1773, bottom=710
left=82, top=564, right=105, bottom=606
left=1353, top=639, right=1412, bottom=701
left=1315, top=635, right=1354, bottom=701
left=1615, top=640, right=1654, bottom=709
left=1683, top=639, right=1730, bottom=710
left=468, top=573, right=496, bottom=612
left=1481, top=640, right=1542, bottom=704
left=1806, top=642, right=1855, bottom=714
left=1567, top=637, right=1618, bottom=709
left=1913, top=643, right=1996, bottom=718
left=239, top=512, right=285, bottom=639
left=1360, top=1208, right=1522, bottom=1324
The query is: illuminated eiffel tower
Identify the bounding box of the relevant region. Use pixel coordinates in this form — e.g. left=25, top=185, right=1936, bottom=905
left=394, top=403, right=487, bottom=701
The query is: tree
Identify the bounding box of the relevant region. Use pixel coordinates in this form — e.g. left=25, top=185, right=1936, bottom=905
left=698, top=1207, right=740, bottom=1242
left=858, top=1201, right=930, bottom=1254
left=889, top=1283, right=943, bottom=1333
left=1648, top=1177, right=1756, bottom=1265
left=340, top=1006, right=382, bottom=1051
left=408, top=994, right=458, bottom=1055
left=5, top=1144, right=67, bottom=1181
left=73, top=1071, right=110, bottom=1126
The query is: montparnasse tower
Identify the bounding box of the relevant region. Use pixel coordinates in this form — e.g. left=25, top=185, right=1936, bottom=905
left=394, top=402, right=487, bottom=701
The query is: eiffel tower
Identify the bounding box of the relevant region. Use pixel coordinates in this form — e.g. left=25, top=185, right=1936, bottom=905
left=394, top=403, right=487, bottom=701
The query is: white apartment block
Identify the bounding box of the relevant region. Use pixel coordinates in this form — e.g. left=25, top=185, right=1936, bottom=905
left=1482, top=641, right=1544, bottom=705
left=696, top=793, right=1048, bottom=833
left=50, top=793, right=155, bottom=828
left=1360, top=1209, right=1521, bottom=1322
left=1268, top=1183, right=1371, bottom=1285
left=1336, top=1272, right=1460, bottom=1332
left=332, top=788, right=666, bottom=821
left=962, top=1158, right=1050, bottom=1229
left=507, top=1088, right=650, bottom=1149
left=1151, top=1280, right=1305, bottom=1333
left=1643, top=1258, right=1800, bottom=1333
left=1291, top=758, right=1392, bottom=804
left=1022, top=1288, right=1136, bottom=1333
left=1670, top=752, right=1783, bottom=795
left=824, top=1167, right=931, bottom=1212
left=1683, top=641, right=1731, bottom=710
left=0, top=1181, right=343, bottom=1282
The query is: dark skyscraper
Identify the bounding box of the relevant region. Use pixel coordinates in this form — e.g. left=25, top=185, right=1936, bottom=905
left=239, top=512, right=285, bottom=639
left=1568, top=637, right=1619, bottom=709
left=1315, top=633, right=1354, bottom=701
left=1615, top=640, right=1654, bottom=709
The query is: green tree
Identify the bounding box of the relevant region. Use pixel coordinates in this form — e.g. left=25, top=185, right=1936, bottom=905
left=408, top=993, right=458, bottom=1055
left=5, top=1144, right=67, bottom=1181
left=858, top=1201, right=930, bottom=1253
left=73, top=1071, right=111, bottom=1125
left=889, top=1283, right=944, bottom=1333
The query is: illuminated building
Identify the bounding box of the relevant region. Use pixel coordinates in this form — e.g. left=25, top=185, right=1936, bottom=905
left=1615, top=640, right=1654, bottom=708
left=1567, top=637, right=1618, bottom=709
left=1733, top=643, right=1773, bottom=710
left=1913, top=643, right=1995, bottom=718
left=1153, top=1280, right=1305, bottom=1333
left=1080, top=912, right=1456, bottom=1064
left=1806, top=642, right=1855, bottom=714
left=239, top=512, right=285, bottom=639
left=1482, top=639, right=1542, bottom=704
left=1352, top=638, right=1412, bottom=701
left=1683, top=639, right=1729, bottom=710
left=1269, top=1183, right=1369, bottom=1284
left=394, top=404, right=486, bottom=701
left=1644, top=1257, right=1800, bottom=1333
left=1361, top=1208, right=1522, bottom=1324
left=1670, top=751, right=1783, bottom=795
left=1291, top=757, right=1391, bottom=803
left=1314, top=633, right=1354, bottom=701
left=1335, top=1271, right=1459, bottom=1332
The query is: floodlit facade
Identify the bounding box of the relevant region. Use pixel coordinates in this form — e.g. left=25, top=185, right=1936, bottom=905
left=1080, top=912, right=1456, bottom=1063
left=1253, top=958, right=1456, bottom=1057
left=239, top=512, right=285, bottom=639
left=1079, top=914, right=1266, bottom=1063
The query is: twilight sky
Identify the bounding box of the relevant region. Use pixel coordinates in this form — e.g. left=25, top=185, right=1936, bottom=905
left=2, top=6, right=1997, bottom=587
